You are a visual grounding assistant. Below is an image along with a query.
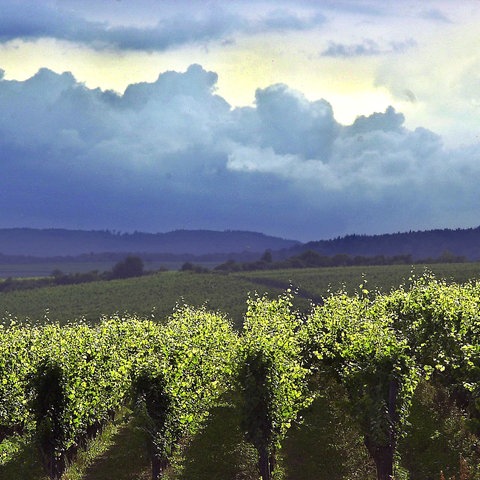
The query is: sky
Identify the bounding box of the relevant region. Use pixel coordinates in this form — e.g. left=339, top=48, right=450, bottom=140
left=1, top=0, right=480, bottom=242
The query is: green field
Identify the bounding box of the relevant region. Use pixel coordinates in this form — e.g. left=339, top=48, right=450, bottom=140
left=2, top=262, right=480, bottom=327
left=243, top=262, right=480, bottom=296
left=0, top=271, right=264, bottom=327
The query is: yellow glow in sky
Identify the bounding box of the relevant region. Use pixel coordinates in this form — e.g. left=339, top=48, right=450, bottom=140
left=1, top=7, right=480, bottom=148
left=0, top=33, right=395, bottom=128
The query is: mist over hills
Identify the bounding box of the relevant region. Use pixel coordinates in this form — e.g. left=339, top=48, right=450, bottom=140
left=0, top=228, right=300, bottom=257
left=0, top=226, right=479, bottom=263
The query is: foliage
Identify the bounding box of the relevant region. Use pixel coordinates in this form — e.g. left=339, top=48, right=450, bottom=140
left=110, top=256, right=144, bottom=279
left=180, top=262, right=209, bottom=273
left=0, top=319, right=41, bottom=439
left=0, top=316, right=160, bottom=478
left=399, top=381, right=480, bottom=480
left=1, top=276, right=480, bottom=479
left=132, top=306, right=238, bottom=479
left=302, top=290, right=420, bottom=480
left=282, top=381, right=376, bottom=480
left=214, top=249, right=468, bottom=273
left=238, top=292, right=313, bottom=479
left=30, top=319, right=155, bottom=478
left=385, top=276, right=480, bottom=436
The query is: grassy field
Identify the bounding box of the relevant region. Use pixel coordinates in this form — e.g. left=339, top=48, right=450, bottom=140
left=2, top=262, right=480, bottom=327
left=0, top=271, right=287, bottom=327
left=242, top=262, right=480, bottom=297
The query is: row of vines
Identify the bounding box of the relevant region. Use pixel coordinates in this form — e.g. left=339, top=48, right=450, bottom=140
left=1, top=274, right=480, bottom=479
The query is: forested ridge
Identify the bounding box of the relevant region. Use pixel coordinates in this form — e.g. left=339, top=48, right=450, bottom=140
left=288, top=226, right=480, bottom=261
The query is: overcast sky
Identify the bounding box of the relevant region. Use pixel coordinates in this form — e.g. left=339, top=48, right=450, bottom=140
left=1, top=0, right=479, bottom=241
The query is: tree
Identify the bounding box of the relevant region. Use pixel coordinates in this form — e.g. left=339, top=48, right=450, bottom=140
left=111, top=255, right=144, bottom=279
left=260, top=250, right=273, bottom=263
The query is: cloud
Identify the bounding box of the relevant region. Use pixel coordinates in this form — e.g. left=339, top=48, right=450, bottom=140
left=0, top=64, right=479, bottom=240
left=0, top=2, right=325, bottom=51
left=322, top=38, right=416, bottom=57
left=420, top=9, right=452, bottom=24
left=256, top=9, right=326, bottom=32
left=0, top=3, right=102, bottom=43
left=374, top=25, right=480, bottom=147
left=253, top=84, right=339, bottom=160
left=297, top=0, right=388, bottom=17
left=346, top=106, right=405, bottom=134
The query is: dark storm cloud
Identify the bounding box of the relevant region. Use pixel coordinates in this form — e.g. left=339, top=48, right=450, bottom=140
left=0, top=65, right=478, bottom=240
left=0, top=3, right=103, bottom=43
left=0, top=2, right=325, bottom=51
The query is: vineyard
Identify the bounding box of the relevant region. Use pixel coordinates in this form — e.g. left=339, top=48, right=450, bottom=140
left=3, top=262, right=480, bottom=327
left=1, top=274, right=480, bottom=479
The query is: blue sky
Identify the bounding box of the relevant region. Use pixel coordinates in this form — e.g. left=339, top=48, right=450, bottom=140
left=1, top=0, right=479, bottom=241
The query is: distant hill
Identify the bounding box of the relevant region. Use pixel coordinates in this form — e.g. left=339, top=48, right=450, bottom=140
left=285, top=227, right=480, bottom=261
left=0, top=228, right=301, bottom=257
left=2, top=226, right=480, bottom=263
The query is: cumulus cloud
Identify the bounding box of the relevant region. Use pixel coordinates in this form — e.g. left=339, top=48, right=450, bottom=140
left=254, top=84, right=339, bottom=160
left=0, top=64, right=479, bottom=240
left=0, top=2, right=325, bottom=51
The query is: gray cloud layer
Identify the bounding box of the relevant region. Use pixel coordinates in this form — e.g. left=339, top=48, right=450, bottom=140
left=0, top=65, right=479, bottom=240
left=0, top=2, right=325, bottom=51
left=322, top=39, right=416, bottom=57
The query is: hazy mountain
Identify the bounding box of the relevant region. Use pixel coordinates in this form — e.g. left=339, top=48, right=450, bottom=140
left=0, top=228, right=301, bottom=257
left=1, top=226, right=480, bottom=263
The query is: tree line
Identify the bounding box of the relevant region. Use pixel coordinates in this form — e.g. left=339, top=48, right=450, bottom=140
left=0, top=248, right=470, bottom=294
left=0, top=255, right=151, bottom=293
left=205, top=249, right=467, bottom=273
